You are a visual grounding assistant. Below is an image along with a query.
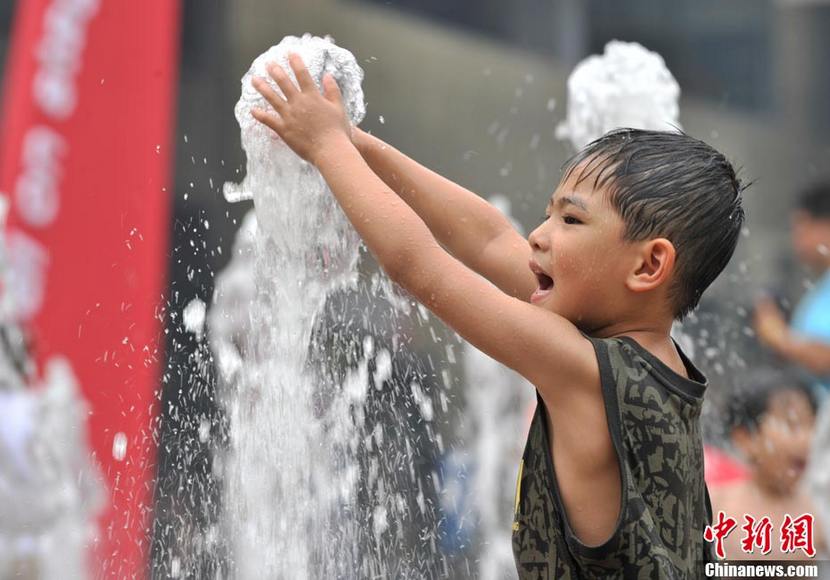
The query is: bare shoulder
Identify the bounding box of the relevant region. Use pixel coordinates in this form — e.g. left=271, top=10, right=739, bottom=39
left=508, top=306, right=602, bottom=414
left=532, top=331, right=600, bottom=409
left=537, top=333, right=606, bottom=455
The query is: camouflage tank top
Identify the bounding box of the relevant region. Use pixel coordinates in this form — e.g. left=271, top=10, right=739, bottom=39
left=511, top=336, right=715, bottom=579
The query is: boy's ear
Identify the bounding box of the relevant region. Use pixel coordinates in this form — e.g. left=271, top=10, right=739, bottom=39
left=626, top=238, right=676, bottom=293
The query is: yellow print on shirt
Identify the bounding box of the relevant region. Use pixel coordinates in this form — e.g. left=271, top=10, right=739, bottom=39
left=512, top=459, right=524, bottom=531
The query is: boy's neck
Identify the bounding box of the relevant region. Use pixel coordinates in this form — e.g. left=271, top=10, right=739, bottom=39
left=592, top=319, right=688, bottom=378
left=589, top=296, right=676, bottom=343
left=592, top=319, right=674, bottom=345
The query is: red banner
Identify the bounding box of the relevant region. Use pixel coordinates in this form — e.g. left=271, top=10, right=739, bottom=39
left=0, top=0, right=180, bottom=576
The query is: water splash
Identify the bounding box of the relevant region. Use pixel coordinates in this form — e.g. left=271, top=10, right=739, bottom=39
left=556, top=40, right=681, bottom=151
left=219, top=34, right=367, bottom=578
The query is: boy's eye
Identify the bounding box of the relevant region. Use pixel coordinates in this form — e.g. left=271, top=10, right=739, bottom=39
left=563, top=215, right=582, bottom=225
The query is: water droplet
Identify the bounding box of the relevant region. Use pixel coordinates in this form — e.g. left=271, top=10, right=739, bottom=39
left=112, top=432, right=127, bottom=461
left=529, top=134, right=541, bottom=150
left=183, top=298, right=206, bottom=338
left=198, top=418, right=210, bottom=443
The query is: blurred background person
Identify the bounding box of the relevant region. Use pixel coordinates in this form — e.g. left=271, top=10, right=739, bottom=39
left=754, top=181, right=830, bottom=556
left=711, top=368, right=825, bottom=560
left=754, top=181, right=830, bottom=391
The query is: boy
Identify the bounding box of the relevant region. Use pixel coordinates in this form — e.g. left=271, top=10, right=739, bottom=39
left=712, top=369, right=822, bottom=560
left=250, top=54, right=745, bottom=577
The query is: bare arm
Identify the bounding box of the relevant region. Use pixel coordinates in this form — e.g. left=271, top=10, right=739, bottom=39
left=774, top=337, right=830, bottom=375
left=354, top=128, right=537, bottom=300
left=314, top=137, right=596, bottom=394
left=755, top=297, right=830, bottom=374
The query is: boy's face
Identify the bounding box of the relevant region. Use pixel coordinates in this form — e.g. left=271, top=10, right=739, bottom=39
left=527, top=164, right=639, bottom=330
left=735, top=388, right=815, bottom=494
left=792, top=211, right=830, bottom=273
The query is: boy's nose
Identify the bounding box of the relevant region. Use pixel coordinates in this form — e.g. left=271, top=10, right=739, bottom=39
left=528, top=225, right=548, bottom=252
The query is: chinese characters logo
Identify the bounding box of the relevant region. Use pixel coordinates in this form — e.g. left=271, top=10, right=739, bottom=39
left=704, top=511, right=815, bottom=559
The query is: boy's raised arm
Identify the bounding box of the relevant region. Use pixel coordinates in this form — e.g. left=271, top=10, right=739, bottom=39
left=353, top=129, right=537, bottom=301
left=250, top=56, right=597, bottom=401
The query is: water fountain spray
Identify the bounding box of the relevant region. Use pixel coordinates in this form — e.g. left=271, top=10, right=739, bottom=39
left=220, top=34, right=367, bottom=578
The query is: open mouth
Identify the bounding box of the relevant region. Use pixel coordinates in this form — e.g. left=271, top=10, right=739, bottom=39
left=781, top=457, right=808, bottom=483
left=529, top=259, right=554, bottom=303
left=536, top=272, right=554, bottom=290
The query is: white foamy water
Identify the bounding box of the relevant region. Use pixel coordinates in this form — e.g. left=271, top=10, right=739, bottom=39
left=556, top=40, right=681, bottom=151
left=219, top=35, right=371, bottom=578
left=215, top=35, right=452, bottom=579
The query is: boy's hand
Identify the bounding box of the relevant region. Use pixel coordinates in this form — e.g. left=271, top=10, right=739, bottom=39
left=251, top=53, right=352, bottom=165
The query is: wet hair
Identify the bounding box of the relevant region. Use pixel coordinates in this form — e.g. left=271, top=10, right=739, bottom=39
left=563, top=129, right=747, bottom=319
left=796, top=181, right=830, bottom=219
left=726, top=368, right=817, bottom=433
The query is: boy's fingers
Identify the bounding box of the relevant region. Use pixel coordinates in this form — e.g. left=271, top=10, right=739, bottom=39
left=288, top=53, right=316, bottom=91
left=323, top=74, right=343, bottom=104
left=251, top=107, right=283, bottom=134
left=266, top=64, right=298, bottom=100
left=252, top=76, right=287, bottom=114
